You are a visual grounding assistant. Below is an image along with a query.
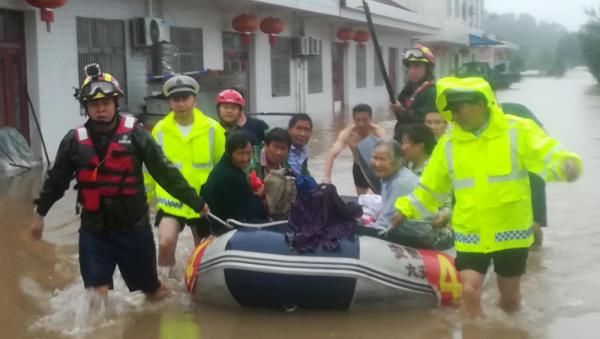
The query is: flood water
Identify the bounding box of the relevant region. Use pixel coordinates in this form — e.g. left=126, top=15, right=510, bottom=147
left=1, top=68, right=599, bottom=338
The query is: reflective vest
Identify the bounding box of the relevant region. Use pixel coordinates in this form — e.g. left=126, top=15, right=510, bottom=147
left=145, top=108, right=226, bottom=219
left=403, top=80, right=434, bottom=109
left=395, top=77, right=583, bottom=253
left=75, top=115, right=144, bottom=212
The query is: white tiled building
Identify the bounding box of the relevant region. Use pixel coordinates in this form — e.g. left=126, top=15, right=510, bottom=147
left=420, top=0, right=487, bottom=78
left=0, top=0, right=483, bottom=161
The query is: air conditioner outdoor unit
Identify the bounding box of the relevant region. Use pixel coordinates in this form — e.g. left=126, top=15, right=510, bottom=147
left=309, top=37, right=322, bottom=56
left=131, top=17, right=170, bottom=48
left=292, top=36, right=311, bottom=57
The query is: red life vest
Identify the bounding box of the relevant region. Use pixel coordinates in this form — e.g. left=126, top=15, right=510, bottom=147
left=74, top=116, right=143, bottom=212
left=402, top=80, right=434, bottom=109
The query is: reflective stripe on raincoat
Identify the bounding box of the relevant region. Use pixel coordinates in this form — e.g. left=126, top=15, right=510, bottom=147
left=145, top=107, right=225, bottom=219
left=395, top=77, right=582, bottom=253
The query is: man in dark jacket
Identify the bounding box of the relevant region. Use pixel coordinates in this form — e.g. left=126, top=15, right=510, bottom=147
left=29, top=66, right=207, bottom=303
left=391, top=45, right=437, bottom=139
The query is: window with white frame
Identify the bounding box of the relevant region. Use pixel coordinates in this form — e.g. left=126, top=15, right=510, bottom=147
left=308, top=53, right=323, bottom=94
left=170, top=26, right=203, bottom=73
left=76, top=17, right=127, bottom=106
left=222, top=32, right=246, bottom=74
left=271, top=37, right=291, bottom=97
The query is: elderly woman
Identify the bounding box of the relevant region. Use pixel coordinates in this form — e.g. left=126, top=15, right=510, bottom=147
left=370, top=140, right=453, bottom=250
left=371, top=140, right=419, bottom=230
left=201, top=131, right=267, bottom=223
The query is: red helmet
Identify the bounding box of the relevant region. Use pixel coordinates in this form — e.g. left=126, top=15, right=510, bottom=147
left=402, top=44, right=435, bottom=66
left=216, top=89, right=245, bottom=108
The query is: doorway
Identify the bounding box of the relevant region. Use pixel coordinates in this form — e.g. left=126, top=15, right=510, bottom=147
left=331, top=42, right=345, bottom=114
left=0, top=9, right=28, bottom=141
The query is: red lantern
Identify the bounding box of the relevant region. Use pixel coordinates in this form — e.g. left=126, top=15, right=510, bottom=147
left=25, top=0, right=67, bottom=32
left=232, top=14, right=258, bottom=49
left=337, top=27, right=354, bottom=47
left=260, top=16, right=285, bottom=46
left=354, top=30, right=370, bottom=46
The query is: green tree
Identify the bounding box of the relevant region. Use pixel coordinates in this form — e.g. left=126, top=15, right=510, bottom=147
left=507, top=50, right=526, bottom=73
left=484, top=12, right=577, bottom=73
left=579, top=10, right=600, bottom=83
left=559, top=33, right=583, bottom=68
left=546, top=51, right=566, bottom=77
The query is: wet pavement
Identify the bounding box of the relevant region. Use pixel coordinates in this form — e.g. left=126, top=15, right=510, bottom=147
left=0, top=68, right=599, bottom=338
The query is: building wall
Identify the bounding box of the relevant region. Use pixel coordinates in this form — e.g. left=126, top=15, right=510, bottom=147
left=249, top=12, right=299, bottom=114
left=163, top=0, right=224, bottom=71
left=420, top=0, right=478, bottom=79
left=0, top=0, right=433, bottom=160
left=344, top=32, right=412, bottom=115
left=435, top=48, right=466, bottom=78
left=0, top=0, right=228, bottom=157
left=252, top=18, right=412, bottom=118
left=303, top=21, right=333, bottom=117
left=0, top=0, right=148, bottom=158
left=251, top=0, right=340, bottom=17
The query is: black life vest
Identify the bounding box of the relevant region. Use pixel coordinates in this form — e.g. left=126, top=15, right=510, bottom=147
left=74, top=116, right=143, bottom=212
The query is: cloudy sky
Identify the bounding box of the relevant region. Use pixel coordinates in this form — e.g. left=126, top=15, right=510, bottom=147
left=485, top=0, right=599, bottom=30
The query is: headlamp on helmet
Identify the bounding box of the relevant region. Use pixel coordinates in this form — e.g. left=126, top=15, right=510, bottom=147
left=84, top=63, right=101, bottom=79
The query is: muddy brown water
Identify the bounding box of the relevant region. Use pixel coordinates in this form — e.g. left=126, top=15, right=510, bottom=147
left=0, top=68, right=598, bottom=338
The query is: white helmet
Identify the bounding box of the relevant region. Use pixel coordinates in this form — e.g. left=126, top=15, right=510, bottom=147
left=162, top=75, right=200, bottom=98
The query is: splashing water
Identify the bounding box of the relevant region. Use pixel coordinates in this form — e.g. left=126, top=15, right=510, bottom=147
left=23, top=228, right=199, bottom=337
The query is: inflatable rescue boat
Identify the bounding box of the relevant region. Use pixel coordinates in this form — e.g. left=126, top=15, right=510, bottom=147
left=184, top=222, right=461, bottom=311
